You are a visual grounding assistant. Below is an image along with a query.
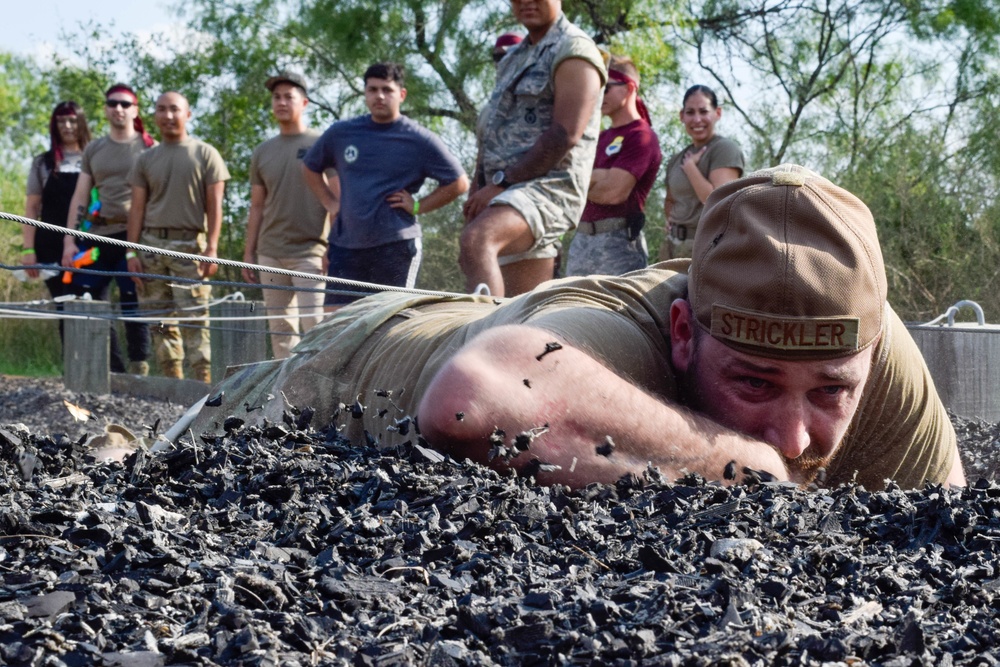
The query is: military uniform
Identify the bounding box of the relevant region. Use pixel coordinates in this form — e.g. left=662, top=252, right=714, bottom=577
left=659, top=135, right=744, bottom=261
left=129, top=137, right=230, bottom=381
left=476, top=13, right=607, bottom=263
left=193, top=262, right=956, bottom=491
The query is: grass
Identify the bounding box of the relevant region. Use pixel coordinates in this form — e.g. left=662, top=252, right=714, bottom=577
left=0, top=317, right=62, bottom=377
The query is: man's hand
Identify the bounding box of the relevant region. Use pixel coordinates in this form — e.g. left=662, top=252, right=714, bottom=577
left=128, top=255, right=144, bottom=292
left=241, top=253, right=259, bottom=284
left=199, top=248, right=219, bottom=278
left=463, top=183, right=503, bottom=222
left=387, top=189, right=416, bottom=214
left=21, top=250, right=39, bottom=279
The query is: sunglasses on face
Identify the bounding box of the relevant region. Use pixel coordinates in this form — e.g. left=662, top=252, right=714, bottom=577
left=604, top=82, right=628, bottom=93
left=105, top=100, right=134, bottom=109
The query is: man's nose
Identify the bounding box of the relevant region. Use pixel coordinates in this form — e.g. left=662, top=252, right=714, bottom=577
left=762, top=401, right=811, bottom=460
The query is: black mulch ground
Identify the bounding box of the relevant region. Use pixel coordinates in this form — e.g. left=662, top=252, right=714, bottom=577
left=2, top=375, right=1000, bottom=666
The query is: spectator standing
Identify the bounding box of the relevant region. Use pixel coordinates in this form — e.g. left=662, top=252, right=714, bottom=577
left=243, top=72, right=334, bottom=359
left=302, top=62, right=468, bottom=310
left=22, top=101, right=91, bottom=306
left=659, top=85, right=744, bottom=260
left=566, top=56, right=662, bottom=276
left=62, top=84, right=154, bottom=376
left=126, top=92, right=230, bottom=383
left=462, top=0, right=606, bottom=297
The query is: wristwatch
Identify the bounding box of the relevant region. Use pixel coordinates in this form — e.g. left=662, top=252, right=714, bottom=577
left=492, top=170, right=512, bottom=188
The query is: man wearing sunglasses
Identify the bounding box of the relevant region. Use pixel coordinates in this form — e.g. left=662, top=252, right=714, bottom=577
left=566, top=55, right=662, bottom=277
left=61, top=84, right=155, bottom=376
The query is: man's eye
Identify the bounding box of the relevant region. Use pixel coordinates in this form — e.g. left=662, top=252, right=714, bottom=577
left=742, top=377, right=768, bottom=389
left=819, top=385, right=844, bottom=396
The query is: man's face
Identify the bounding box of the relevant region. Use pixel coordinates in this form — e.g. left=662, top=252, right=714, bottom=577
left=601, top=80, right=630, bottom=117
left=670, top=300, right=873, bottom=483
left=105, top=92, right=138, bottom=131
left=271, top=83, right=307, bottom=124
left=154, top=92, right=190, bottom=141
left=364, top=77, right=406, bottom=123
left=511, top=0, right=560, bottom=32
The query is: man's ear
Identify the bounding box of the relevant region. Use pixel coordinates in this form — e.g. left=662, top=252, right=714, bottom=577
left=670, top=298, right=695, bottom=372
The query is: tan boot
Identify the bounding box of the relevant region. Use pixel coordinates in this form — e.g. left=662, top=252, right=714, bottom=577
left=194, top=366, right=211, bottom=384
left=129, top=361, right=150, bottom=376
left=162, top=361, right=184, bottom=379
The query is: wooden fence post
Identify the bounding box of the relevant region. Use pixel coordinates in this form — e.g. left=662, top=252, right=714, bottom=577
left=210, top=300, right=268, bottom=383
left=63, top=300, right=111, bottom=394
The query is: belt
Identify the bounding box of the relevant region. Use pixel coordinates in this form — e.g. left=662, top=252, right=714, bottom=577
left=145, top=228, right=201, bottom=241
left=669, top=224, right=693, bottom=242
left=577, top=217, right=628, bottom=236
left=90, top=216, right=127, bottom=226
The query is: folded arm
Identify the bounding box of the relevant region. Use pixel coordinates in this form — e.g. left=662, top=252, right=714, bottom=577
left=416, top=324, right=789, bottom=487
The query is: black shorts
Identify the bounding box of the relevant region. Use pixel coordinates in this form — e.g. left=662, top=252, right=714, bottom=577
left=324, top=239, right=422, bottom=306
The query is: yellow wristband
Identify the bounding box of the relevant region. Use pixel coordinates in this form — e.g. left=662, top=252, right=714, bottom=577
left=412, top=199, right=420, bottom=215
left=21, top=248, right=35, bottom=255
left=126, top=251, right=137, bottom=260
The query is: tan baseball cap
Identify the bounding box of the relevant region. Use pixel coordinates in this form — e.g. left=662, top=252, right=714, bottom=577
left=689, top=164, right=887, bottom=360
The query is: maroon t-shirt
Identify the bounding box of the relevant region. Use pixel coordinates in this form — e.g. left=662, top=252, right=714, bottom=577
left=581, top=119, right=663, bottom=223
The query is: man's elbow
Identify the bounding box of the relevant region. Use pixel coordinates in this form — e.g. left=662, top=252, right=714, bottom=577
left=416, top=355, right=495, bottom=461
left=453, top=173, right=471, bottom=195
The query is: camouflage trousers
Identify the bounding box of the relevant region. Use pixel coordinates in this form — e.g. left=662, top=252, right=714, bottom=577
left=566, top=227, right=648, bottom=277
left=138, top=233, right=212, bottom=379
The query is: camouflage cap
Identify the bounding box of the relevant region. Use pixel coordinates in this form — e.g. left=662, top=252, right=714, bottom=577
left=689, top=164, right=887, bottom=360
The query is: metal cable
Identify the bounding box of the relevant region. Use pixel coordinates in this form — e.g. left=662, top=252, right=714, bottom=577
left=2, top=211, right=467, bottom=298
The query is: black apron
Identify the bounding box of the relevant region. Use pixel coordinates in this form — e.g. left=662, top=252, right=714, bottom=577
left=35, top=159, right=79, bottom=265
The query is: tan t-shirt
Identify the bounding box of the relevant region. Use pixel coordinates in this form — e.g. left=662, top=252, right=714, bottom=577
left=665, top=135, right=745, bottom=229
left=249, top=131, right=329, bottom=258
left=129, top=137, right=230, bottom=231
left=194, top=262, right=956, bottom=490
left=83, top=134, right=152, bottom=233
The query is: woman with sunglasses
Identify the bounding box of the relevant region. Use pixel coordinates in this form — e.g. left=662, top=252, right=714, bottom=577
left=60, top=84, right=156, bottom=375
left=658, top=85, right=744, bottom=260
left=22, top=101, right=91, bottom=308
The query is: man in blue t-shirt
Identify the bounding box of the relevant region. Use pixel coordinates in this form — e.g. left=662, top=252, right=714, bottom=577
left=303, top=62, right=469, bottom=307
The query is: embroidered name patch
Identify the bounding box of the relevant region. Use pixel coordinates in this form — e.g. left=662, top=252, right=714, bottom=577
left=710, top=305, right=859, bottom=352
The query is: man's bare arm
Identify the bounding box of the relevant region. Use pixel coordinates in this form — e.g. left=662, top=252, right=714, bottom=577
left=201, top=180, right=226, bottom=278
left=946, top=445, right=967, bottom=488
left=588, top=167, right=638, bottom=205
left=126, top=185, right=148, bottom=288
left=62, top=172, right=93, bottom=265
left=417, top=324, right=789, bottom=488
left=242, top=183, right=267, bottom=284
left=503, top=58, right=603, bottom=184
left=302, top=165, right=340, bottom=219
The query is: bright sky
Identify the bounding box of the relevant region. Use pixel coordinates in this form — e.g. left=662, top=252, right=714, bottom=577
left=7, top=0, right=180, bottom=61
